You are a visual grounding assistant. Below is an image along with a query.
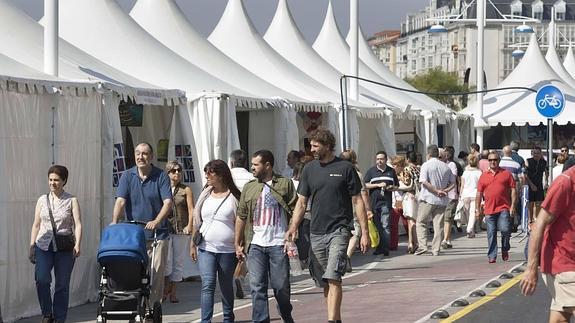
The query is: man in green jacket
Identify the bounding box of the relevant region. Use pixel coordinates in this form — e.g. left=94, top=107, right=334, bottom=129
left=235, top=150, right=296, bottom=323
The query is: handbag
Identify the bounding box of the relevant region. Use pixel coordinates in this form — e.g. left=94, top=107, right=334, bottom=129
left=368, top=219, right=380, bottom=249
left=193, top=192, right=231, bottom=246
left=46, top=194, right=75, bottom=252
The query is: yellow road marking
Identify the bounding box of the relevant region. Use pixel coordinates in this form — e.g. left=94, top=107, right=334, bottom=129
left=441, top=272, right=525, bottom=323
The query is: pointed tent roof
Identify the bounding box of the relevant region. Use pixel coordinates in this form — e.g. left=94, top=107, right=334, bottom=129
left=0, top=2, right=185, bottom=105
left=563, top=45, right=575, bottom=78
left=129, top=0, right=308, bottom=103
left=57, top=0, right=253, bottom=101
left=208, top=0, right=341, bottom=104
left=346, top=26, right=449, bottom=112
left=312, top=1, right=436, bottom=113
left=545, top=40, right=575, bottom=89
left=263, top=0, right=397, bottom=109
left=461, top=34, right=574, bottom=126
left=0, top=52, right=94, bottom=91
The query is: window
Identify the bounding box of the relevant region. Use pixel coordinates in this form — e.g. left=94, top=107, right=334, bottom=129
left=555, top=0, right=566, bottom=20
left=510, top=0, right=523, bottom=16
left=532, top=0, right=543, bottom=20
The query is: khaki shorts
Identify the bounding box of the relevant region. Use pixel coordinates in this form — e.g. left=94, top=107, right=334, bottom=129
left=543, top=272, right=575, bottom=312
left=443, top=199, right=458, bottom=223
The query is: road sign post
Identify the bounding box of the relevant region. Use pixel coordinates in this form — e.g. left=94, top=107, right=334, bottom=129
left=535, top=85, right=565, bottom=185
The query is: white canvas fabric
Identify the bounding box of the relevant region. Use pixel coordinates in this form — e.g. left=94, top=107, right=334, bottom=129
left=129, top=0, right=306, bottom=103
left=312, top=1, right=431, bottom=113
left=563, top=45, right=575, bottom=78
left=0, top=67, right=105, bottom=321
left=208, top=0, right=342, bottom=103
left=57, top=0, right=250, bottom=100
left=263, top=0, right=393, bottom=108
left=347, top=26, right=449, bottom=113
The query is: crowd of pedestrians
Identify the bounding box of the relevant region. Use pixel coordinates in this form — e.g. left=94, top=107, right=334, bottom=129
left=29, top=133, right=575, bottom=322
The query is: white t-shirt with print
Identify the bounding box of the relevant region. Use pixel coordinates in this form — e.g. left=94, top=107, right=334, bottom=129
left=250, top=182, right=287, bottom=247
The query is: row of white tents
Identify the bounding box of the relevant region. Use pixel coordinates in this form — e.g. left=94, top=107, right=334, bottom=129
left=0, top=0, right=473, bottom=320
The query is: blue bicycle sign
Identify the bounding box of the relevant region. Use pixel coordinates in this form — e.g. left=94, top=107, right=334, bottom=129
left=535, top=85, right=565, bottom=118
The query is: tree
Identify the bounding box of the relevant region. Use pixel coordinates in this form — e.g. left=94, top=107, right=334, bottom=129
left=405, top=68, right=468, bottom=111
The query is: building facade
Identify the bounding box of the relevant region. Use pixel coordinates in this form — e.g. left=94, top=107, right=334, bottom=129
left=371, top=0, right=575, bottom=91
left=367, top=30, right=400, bottom=74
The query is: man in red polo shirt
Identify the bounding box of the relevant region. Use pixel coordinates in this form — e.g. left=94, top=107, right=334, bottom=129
left=520, top=165, right=575, bottom=322
left=475, top=152, right=516, bottom=263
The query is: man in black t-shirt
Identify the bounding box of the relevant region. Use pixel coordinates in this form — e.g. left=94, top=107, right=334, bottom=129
left=286, top=129, right=369, bottom=323
left=364, top=151, right=399, bottom=256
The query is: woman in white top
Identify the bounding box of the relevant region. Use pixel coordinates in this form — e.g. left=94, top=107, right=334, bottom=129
left=29, top=165, right=82, bottom=323
left=460, top=154, right=483, bottom=238
left=191, top=159, right=241, bottom=323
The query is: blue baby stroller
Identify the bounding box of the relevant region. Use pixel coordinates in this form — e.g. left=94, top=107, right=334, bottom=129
left=96, top=221, right=162, bottom=323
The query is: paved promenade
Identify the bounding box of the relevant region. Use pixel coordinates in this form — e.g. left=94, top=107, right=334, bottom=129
left=17, top=229, right=534, bottom=323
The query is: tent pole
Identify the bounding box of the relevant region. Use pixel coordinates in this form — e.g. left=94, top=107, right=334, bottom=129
left=548, top=118, right=553, bottom=184
left=349, top=0, right=359, bottom=101
left=44, top=0, right=59, bottom=76
left=475, top=0, right=486, bottom=147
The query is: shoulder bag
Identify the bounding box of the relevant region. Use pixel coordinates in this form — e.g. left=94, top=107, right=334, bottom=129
left=46, top=194, right=75, bottom=252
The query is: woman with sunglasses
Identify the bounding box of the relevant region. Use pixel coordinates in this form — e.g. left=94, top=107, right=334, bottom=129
left=163, top=160, right=195, bottom=303
left=191, top=160, right=241, bottom=323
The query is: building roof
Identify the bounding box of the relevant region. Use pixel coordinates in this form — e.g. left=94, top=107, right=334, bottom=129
left=465, top=0, right=575, bottom=21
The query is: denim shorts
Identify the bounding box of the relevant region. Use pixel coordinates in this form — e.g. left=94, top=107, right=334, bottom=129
left=310, top=227, right=351, bottom=283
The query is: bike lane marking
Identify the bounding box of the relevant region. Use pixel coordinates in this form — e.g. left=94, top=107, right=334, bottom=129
left=439, top=272, right=524, bottom=323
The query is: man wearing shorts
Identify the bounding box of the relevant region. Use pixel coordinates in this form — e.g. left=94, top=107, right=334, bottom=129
left=286, top=128, right=369, bottom=323
left=521, top=165, right=575, bottom=322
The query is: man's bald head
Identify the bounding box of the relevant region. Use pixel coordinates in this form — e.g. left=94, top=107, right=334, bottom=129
left=502, top=145, right=512, bottom=157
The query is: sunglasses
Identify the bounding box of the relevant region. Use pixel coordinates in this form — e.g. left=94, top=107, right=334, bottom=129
left=561, top=150, right=568, bottom=153
left=169, top=168, right=182, bottom=173
left=488, top=159, right=499, bottom=162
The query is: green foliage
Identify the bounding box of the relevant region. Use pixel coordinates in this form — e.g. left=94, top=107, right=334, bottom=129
left=405, top=68, right=468, bottom=111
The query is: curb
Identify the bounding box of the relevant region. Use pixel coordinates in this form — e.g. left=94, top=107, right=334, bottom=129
left=414, top=261, right=527, bottom=323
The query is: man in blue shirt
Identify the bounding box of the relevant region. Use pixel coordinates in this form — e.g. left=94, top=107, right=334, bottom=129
left=112, top=142, right=173, bottom=306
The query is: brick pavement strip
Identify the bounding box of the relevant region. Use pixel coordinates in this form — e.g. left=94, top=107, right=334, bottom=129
left=17, top=231, right=527, bottom=323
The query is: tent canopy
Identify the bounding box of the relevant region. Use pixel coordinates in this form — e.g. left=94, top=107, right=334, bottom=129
left=129, top=0, right=309, bottom=104
left=56, top=0, right=256, bottom=101
left=208, top=0, right=344, bottom=105
left=461, top=34, right=574, bottom=126
left=0, top=2, right=185, bottom=106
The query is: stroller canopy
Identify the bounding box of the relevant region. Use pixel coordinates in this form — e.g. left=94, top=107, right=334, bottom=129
left=98, top=223, right=149, bottom=265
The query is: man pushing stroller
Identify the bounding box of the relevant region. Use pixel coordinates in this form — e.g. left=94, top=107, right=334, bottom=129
left=111, top=142, right=173, bottom=306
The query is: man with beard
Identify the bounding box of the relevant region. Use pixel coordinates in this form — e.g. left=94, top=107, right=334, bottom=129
left=235, top=150, right=296, bottom=323
left=286, top=128, right=369, bottom=323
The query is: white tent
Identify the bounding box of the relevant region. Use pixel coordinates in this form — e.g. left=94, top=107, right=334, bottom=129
left=313, top=1, right=433, bottom=114
left=208, top=0, right=342, bottom=104
left=263, top=0, right=396, bottom=108
left=347, top=27, right=449, bottom=113
left=545, top=40, right=575, bottom=90
left=461, top=34, right=574, bottom=126
left=129, top=0, right=307, bottom=103
left=563, top=45, right=575, bottom=78
left=0, top=54, right=108, bottom=322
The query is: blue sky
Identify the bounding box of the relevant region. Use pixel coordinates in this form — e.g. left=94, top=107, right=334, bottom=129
left=8, top=0, right=429, bottom=43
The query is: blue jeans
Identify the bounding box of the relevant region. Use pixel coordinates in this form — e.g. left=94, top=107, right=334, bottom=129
left=373, top=205, right=391, bottom=253
left=35, top=243, right=75, bottom=322
left=485, top=210, right=511, bottom=260
left=247, top=245, right=294, bottom=323
left=197, top=249, right=237, bottom=323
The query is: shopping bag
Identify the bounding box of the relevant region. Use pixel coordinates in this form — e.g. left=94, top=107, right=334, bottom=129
left=368, top=219, right=380, bottom=249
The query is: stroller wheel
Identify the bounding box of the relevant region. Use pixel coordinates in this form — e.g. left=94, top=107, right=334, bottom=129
left=152, top=301, right=162, bottom=323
